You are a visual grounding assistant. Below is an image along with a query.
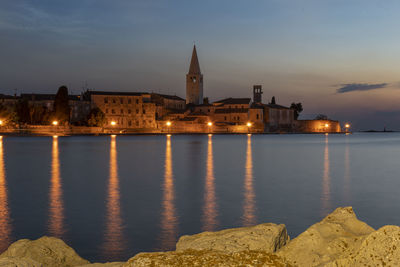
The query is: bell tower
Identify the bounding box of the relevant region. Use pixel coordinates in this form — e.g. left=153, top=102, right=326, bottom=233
left=186, top=45, right=203, bottom=105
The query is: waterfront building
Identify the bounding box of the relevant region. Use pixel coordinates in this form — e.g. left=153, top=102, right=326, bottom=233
left=186, top=45, right=203, bottom=105
left=150, top=93, right=186, bottom=120
left=86, top=91, right=157, bottom=129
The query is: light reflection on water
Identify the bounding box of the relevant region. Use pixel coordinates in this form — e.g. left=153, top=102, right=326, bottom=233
left=201, top=134, right=218, bottom=232
left=0, top=136, right=11, bottom=251
left=242, top=134, right=256, bottom=226
left=101, top=135, right=126, bottom=260
left=321, top=134, right=331, bottom=216
left=49, top=136, right=65, bottom=238
left=159, top=135, right=178, bottom=250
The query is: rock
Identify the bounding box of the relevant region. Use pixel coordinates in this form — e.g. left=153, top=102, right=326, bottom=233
left=0, top=236, right=90, bottom=267
left=124, top=249, right=291, bottom=267
left=327, top=225, right=400, bottom=266
left=0, top=256, right=41, bottom=266
left=176, top=223, right=288, bottom=253
left=277, top=207, right=374, bottom=266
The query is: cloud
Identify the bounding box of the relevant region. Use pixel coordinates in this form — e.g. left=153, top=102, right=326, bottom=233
left=336, top=83, right=388, bottom=93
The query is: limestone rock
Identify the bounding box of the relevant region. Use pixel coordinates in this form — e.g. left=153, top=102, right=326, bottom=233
left=0, top=236, right=89, bottom=267
left=327, top=225, right=400, bottom=266
left=0, top=256, right=41, bottom=267
left=124, top=249, right=291, bottom=267
left=176, top=223, right=288, bottom=253
left=277, top=207, right=374, bottom=266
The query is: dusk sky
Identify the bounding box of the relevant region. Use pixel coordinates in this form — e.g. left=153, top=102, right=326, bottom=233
left=1, top=0, right=400, bottom=130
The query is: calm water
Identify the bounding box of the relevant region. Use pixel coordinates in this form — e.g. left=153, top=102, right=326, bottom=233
left=0, top=133, right=399, bottom=262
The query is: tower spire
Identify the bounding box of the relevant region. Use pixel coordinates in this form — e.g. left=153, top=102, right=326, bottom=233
left=188, top=45, right=201, bottom=75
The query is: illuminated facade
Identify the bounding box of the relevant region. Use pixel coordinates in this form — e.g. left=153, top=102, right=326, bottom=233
left=86, top=91, right=157, bottom=129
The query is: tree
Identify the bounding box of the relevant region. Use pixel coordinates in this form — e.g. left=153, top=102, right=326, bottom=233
left=16, top=99, right=30, bottom=124
left=290, top=102, right=303, bottom=120
left=87, top=108, right=106, bottom=127
left=53, top=86, right=70, bottom=123
left=270, top=96, right=276, bottom=105
left=315, top=114, right=328, bottom=120
left=0, top=104, right=17, bottom=124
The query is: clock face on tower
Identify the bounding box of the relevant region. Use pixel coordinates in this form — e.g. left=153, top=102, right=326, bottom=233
left=193, top=77, right=196, bottom=83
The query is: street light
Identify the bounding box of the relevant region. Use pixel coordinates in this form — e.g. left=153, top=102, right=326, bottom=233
left=247, top=122, right=252, bottom=134
left=166, top=121, right=172, bottom=134
left=0, top=120, right=3, bottom=126
left=110, top=121, right=116, bottom=126
left=345, top=123, right=350, bottom=133
left=52, top=121, right=58, bottom=126
left=207, top=121, right=212, bottom=134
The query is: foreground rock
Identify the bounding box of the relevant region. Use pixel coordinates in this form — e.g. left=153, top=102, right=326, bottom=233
left=125, top=250, right=291, bottom=267
left=4, top=206, right=400, bottom=266
left=176, top=223, right=289, bottom=253
left=277, top=207, right=375, bottom=266
left=0, top=256, right=41, bottom=266
left=328, top=225, right=400, bottom=266
left=0, top=236, right=89, bottom=267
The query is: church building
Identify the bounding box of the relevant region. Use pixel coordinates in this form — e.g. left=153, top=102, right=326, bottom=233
left=186, top=45, right=203, bottom=105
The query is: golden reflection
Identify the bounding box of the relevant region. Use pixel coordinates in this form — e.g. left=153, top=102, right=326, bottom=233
left=201, top=134, right=218, bottom=231
left=321, top=135, right=331, bottom=216
left=242, top=134, right=256, bottom=226
left=49, top=136, right=65, bottom=238
left=0, top=137, right=12, bottom=251
left=102, top=135, right=125, bottom=259
left=159, top=135, right=178, bottom=250
left=343, top=138, right=350, bottom=203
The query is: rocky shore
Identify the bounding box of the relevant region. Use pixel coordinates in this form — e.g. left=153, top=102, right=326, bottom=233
left=1, top=207, right=399, bottom=266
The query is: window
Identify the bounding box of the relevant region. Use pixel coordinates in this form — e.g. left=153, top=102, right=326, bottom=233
left=143, top=109, right=146, bottom=114
left=128, top=120, right=132, bottom=126
left=128, top=109, right=131, bottom=114
left=112, top=98, right=116, bottom=103
left=224, top=116, right=227, bottom=121
left=136, top=99, right=139, bottom=104
left=136, top=109, right=139, bottom=114
left=256, top=114, right=259, bottom=120
left=111, top=109, right=115, bottom=114
left=120, top=98, right=123, bottom=104
left=106, top=109, right=109, bottom=114
left=136, top=121, right=139, bottom=126
left=121, top=109, right=124, bottom=114
left=128, top=98, right=132, bottom=104
left=208, top=109, right=210, bottom=112
left=104, top=97, right=108, bottom=103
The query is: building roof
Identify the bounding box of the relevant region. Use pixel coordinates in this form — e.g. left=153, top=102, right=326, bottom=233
left=86, top=90, right=146, bottom=96
left=21, top=93, right=55, bottom=101
left=188, top=45, right=201, bottom=75
left=151, top=93, right=185, bottom=101
left=21, top=93, right=83, bottom=101
left=265, top=103, right=291, bottom=110
left=214, top=108, right=249, bottom=114
left=0, top=94, right=16, bottom=100
left=213, top=98, right=251, bottom=105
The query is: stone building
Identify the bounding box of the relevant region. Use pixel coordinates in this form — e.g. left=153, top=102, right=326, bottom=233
left=186, top=45, right=203, bottom=105
left=86, top=91, right=157, bottom=129
left=150, top=93, right=186, bottom=119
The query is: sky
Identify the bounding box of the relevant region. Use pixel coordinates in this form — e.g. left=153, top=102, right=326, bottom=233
left=1, top=0, right=400, bottom=130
